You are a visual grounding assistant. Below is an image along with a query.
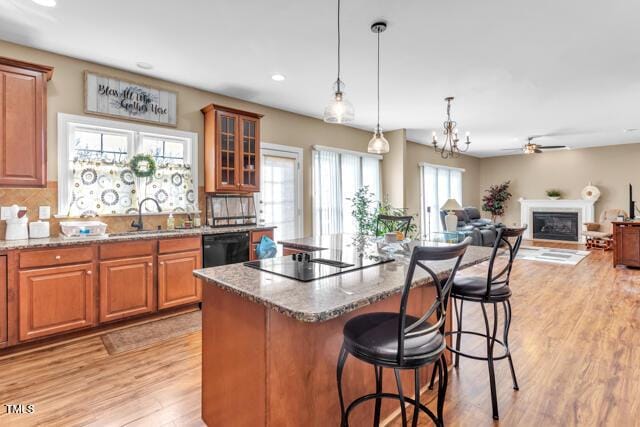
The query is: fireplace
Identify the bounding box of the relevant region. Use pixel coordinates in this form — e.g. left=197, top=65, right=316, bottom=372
left=532, top=211, right=579, bottom=242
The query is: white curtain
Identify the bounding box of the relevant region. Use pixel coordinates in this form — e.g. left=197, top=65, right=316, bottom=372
left=420, top=164, right=463, bottom=236
left=313, top=149, right=381, bottom=236
left=340, top=153, right=362, bottom=234
left=313, top=150, right=343, bottom=236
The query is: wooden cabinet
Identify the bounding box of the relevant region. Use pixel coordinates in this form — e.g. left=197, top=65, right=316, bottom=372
left=99, top=256, right=155, bottom=322
left=18, top=263, right=95, bottom=341
left=249, top=228, right=274, bottom=261
left=0, top=256, right=6, bottom=347
left=158, top=250, right=202, bottom=310
left=613, top=222, right=640, bottom=267
left=201, top=104, right=263, bottom=193
left=0, top=57, right=53, bottom=187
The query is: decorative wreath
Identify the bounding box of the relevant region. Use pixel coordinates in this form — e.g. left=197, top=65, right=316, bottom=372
left=129, top=154, right=157, bottom=178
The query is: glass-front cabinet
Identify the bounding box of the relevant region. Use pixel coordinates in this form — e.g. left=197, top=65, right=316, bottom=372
left=201, top=104, right=263, bottom=193
left=239, top=115, right=260, bottom=192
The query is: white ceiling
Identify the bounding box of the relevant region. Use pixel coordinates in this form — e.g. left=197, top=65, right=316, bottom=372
left=2, top=0, right=640, bottom=157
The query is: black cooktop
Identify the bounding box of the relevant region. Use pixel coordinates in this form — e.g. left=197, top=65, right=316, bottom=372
left=243, top=249, right=394, bottom=282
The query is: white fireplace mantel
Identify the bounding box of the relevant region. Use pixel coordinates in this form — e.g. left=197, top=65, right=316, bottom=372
left=518, top=198, right=596, bottom=242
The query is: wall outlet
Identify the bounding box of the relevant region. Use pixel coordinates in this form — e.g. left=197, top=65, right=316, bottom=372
left=1, top=206, right=27, bottom=220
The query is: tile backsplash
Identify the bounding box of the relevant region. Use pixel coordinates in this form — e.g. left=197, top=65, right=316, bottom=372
left=0, top=182, right=205, bottom=238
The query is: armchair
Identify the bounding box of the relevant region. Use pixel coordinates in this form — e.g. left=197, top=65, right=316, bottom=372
left=584, top=208, right=627, bottom=250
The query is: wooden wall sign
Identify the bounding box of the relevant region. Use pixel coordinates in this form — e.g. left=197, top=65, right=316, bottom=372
left=84, top=71, right=177, bottom=127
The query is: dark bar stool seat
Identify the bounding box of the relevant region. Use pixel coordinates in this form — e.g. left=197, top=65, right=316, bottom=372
left=430, top=226, right=526, bottom=420
left=337, top=237, right=472, bottom=427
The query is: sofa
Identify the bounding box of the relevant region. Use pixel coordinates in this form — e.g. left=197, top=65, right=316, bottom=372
left=440, top=206, right=500, bottom=247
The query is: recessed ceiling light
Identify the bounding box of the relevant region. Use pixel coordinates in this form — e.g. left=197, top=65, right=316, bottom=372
left=32, top=0, right=56, bottom=6
left=271, top=74, right=286, bottom=82
left=136, top=62, right=153, bottom=70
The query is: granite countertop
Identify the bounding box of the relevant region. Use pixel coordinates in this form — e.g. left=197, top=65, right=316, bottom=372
left=0, top=225, right=275, bottom=251
left=193, top=234, right=493, bottom=323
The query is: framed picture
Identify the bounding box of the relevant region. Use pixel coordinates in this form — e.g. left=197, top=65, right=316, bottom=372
left=84, top=71, right=177, bottom=127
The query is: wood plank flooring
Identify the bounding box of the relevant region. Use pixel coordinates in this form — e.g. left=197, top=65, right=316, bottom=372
left=1, top=242, right=639, bottom=426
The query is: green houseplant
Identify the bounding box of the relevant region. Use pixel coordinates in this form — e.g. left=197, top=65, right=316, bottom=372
left=546, top=189, right=562, bottom=200
left=482, top=181, right=512, bottom=222
left=349, top=187, right=418, bottom=238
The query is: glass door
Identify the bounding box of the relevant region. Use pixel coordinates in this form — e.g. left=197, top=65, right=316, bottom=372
left=216, top=111, right=238, bottom=191
left=239, top=115, right=260, bottom=192
left=256, top=146, right=302, bottom=241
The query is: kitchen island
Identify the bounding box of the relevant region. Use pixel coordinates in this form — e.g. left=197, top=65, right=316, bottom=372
left=193, top=234, right=492, bottom=426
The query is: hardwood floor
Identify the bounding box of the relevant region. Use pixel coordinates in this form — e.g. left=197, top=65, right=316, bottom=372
left=1, top=241, right=639, bottom=426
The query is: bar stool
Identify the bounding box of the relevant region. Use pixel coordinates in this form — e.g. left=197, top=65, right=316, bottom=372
left=431, top=226, right=526, bottom=420
left=336, top=237, right=472, bottom=427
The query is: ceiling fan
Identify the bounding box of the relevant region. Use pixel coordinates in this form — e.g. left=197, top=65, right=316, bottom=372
left=502, top=135, right=568, bottom=154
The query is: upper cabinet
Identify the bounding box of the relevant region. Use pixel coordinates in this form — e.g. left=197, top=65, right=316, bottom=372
left=201, top=104, right=263, bottom=193
left=0, top=57, right=53, bottom=187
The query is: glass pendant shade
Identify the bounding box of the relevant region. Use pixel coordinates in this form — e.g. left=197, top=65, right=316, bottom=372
left=368, top=127, right=389, bottom=154
left=323, top=80, right=355, bottom=123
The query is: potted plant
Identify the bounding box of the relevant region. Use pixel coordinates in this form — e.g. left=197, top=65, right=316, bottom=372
left=546, top=189, right=562, bottom=200
left=482, top=181, right=512, bottom=223
left=349, top=187, right=417, bottom=238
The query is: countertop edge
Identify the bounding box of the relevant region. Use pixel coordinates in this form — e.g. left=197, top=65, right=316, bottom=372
left=0, top=225, right=276, bottom=251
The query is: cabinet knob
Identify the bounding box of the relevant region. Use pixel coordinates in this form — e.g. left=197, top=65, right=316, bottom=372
left=55, top=255, right=61, bottom=260
left=148, top=262, right=153, bottom=267
left=160, top=261, right=165, bottom=265
left=87, top=270, right=92, bottom=275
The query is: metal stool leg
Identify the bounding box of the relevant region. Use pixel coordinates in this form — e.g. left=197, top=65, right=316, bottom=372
left=412, top=368, right=420, bottom=427
left=394, top=368, right=408, bottom=426
left=373, top=365, right=383, bottom=426
left=481, top=302, right=500, bottom=420
left=454, top=298, right=464, bottom=368
left=337, top=344, right=349, bottom=427
left=436, top=355, right=448, bottom=426
left=503, top=300, right=519, bottom=390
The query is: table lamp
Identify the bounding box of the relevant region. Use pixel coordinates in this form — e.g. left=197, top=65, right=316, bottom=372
left=441, top=199, right=462, bottom=231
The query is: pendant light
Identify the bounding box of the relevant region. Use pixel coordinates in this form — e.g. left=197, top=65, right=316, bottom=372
left=323, top=0, right=355, bottom=123
left=368, top=22, right=389, bottom=154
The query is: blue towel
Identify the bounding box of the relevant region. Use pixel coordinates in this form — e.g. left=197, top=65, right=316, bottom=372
left=256, top=235, right=277, bottom=259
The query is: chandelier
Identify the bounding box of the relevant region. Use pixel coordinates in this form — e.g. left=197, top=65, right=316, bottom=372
left=432, top=97, right=471, bottom=159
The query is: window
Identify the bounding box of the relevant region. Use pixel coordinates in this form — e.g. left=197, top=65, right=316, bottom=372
left=58, top=113, right=198, bottom=217
left=312, top=146, right=382, bottom=236
left=420, top=163, right=464, bottom=236
left=257, top=144, right=303, bottom=241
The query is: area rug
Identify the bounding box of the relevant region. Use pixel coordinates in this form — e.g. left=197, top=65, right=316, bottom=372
left=101, top=310, right=201, bottom=355
left=516, top=246, right=590, bottom=266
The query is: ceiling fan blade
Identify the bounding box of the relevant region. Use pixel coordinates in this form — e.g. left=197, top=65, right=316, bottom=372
left=539, top=145, right=567, bottom=149
left=500, top=148, right=523, bottom=151
left=534, top=149, right=543, bottom=153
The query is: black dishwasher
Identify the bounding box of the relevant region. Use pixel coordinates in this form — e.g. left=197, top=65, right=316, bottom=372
left=203, top=232, right=250, bottom=267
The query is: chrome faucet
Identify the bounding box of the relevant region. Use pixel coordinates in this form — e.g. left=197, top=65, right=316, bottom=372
left=131, top=197, right=162, bottom=231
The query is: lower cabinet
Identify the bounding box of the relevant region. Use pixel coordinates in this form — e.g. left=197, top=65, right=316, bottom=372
left=99, top=256, right=154, bottom=323
left=18, top=263, right=95, bottom=341
left=1, top=256, right=7, bottom=347
left=158, top=250, right=202, bottom=310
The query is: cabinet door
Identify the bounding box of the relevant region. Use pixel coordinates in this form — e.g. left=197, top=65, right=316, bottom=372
left=239, top=115, right=260, bottom=192
left=99, top=256, right=154, bottom=322
left=158, top=250, right=202, bottom=310
left=0, top=256, right=6, bottom=346
left=0, top=69, right=46, bottom=187
left=618, top=226, right=640, bottom=267
left=216, top=111, right=239, bottom=191
left=18, top=263, right=95, bottom=341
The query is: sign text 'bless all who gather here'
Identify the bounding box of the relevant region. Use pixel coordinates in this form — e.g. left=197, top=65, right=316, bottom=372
left=84, top=71, right=177, bottom=127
